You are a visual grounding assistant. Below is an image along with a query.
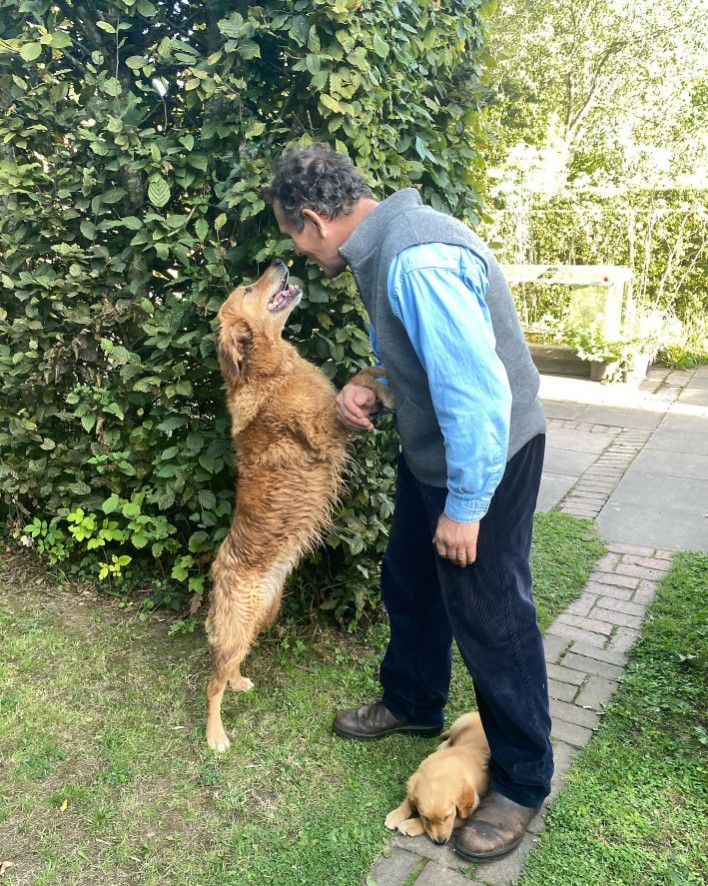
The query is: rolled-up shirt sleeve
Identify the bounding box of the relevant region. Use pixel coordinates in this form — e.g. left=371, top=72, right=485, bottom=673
left=388, top=244, right=511, bottom=522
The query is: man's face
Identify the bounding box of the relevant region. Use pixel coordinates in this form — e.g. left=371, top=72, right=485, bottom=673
left=274, top=202, right=348, bottom=278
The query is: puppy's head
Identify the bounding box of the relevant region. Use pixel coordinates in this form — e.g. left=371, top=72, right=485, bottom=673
left=407, top=765, right=482, bottom=845
left=216, top=259, right=301, bottom=385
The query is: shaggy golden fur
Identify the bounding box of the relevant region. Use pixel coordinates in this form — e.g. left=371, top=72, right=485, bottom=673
left=205, top=260, right=391, bottom=752
left=385, top=712, right=491, bottom=844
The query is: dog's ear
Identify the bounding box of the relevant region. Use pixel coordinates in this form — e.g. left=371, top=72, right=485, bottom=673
left=405, top=773, right=420, bottom=812
left=456, top=785, right=479, bottom=821
left=217, top=320, right=252, bottom=383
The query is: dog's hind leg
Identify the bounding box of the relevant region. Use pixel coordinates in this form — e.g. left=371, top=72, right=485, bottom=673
left=256, top=557, right=294, bottom=629
left=205, top=608, right=258, bottom=752
left=205, top=543, right=262, bottom=751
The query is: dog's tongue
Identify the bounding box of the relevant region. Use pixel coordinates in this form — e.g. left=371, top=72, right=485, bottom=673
left=269, top=284, right=300, bottom=312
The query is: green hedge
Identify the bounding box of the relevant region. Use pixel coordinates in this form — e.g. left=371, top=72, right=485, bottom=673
left=0, top=0, right=491, bottom=619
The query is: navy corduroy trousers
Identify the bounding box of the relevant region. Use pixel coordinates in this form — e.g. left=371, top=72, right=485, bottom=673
left=379, top=433, right=553, bottom=807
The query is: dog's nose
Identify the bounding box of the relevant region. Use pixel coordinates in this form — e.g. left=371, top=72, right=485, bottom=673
left=433, top=838, right=448, bottom=845
left=272, top=259, right=286, bottom=270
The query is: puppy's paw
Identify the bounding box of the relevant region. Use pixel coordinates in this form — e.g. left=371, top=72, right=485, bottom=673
left=397, top=817, right=425, bottom=837
left=229, top=676, right=254, bottom=693
left=385, top=809, right=407, bottom=830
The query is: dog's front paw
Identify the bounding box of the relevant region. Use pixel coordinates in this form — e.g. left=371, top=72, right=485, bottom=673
left=229, top=676, right=254, bottom=693
left=397, top=817, right=425, bottom=837
left=385, top=809, right=406, bottom=830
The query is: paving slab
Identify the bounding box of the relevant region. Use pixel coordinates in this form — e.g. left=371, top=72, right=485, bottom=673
left=536, top=473, right=575, bottom=512
left=644, top=425, right=708, bottom=457
left=677, top=386, right=708, bottom=407
left=545, top=428, right=613, bottom=454
left=598, top=473, right=708, bottom=551
left=628, top=448, right=708, bottom=481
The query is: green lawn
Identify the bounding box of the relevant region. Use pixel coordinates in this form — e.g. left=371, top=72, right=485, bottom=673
left=520, top=552, right=708, bottom=886
left=0, top=513, right=602, bottom=886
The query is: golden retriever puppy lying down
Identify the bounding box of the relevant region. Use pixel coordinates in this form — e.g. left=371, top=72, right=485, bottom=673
left=205, top=260, right=391, bottom=752
left=385, top=712, right=491, bottom=845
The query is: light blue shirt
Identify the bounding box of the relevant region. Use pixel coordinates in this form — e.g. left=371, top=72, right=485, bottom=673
left=371, top=243, right=512, bottom=522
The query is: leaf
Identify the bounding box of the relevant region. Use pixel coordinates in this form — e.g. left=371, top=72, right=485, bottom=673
left=158, top=415, right=187, bottom=433
left=187, top=153, right=208, bottom=171
left=305, top=54, right=321, bottom=74
left=137, top=0, right=157, bottom=16
left=148, top=177, right=170, bottom=208
left=188, top=530, right=210, bottom=552
left=372, top=34, right=390, bottom=58
left=59, top=798, right=68, bottom=812
left=80, top=219, right=96, bottom=239
left=218, top=13, right=251, bottom=40
left=198, top=489, right=216, bottom=511
left=320, top=94, right=343, bottom=114
left=237, top=41, right=260, bottom=60
left=96, top=21, right=116, bottom=34
left=102, top=188, right=127, bottom=204
left=102, top=495, right=121, bottom=514
left=51, top=32, right=73, bottom=50
left=80, top=414, right=96, bottom=433
left=120, top=216, right=142, bottom=230
left=121, top=501, right=141, bottom=519
left=20, top=43, right=42, bottom=62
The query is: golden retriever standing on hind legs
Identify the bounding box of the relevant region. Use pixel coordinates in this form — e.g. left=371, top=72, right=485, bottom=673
left=205, top=260, right=391, bottom=752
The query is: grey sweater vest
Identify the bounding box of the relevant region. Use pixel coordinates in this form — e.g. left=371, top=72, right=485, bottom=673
left=339, top=189, right=546, bottom=488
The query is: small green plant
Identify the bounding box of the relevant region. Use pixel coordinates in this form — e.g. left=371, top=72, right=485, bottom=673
left=564, top=318, right=625, bottom=364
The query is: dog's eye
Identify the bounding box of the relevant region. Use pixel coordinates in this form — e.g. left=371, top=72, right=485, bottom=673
left=244, top=286, right=252, bottom=294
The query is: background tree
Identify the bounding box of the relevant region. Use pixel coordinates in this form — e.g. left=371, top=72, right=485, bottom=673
left=481, top=0, right=708, bottom=361
left=0, top=0, right=492, bottom=619
left=486, top=0, right=708, bottom=185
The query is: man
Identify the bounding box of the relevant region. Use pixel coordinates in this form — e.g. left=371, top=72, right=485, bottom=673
left=265, top=143, right=553, bottom=862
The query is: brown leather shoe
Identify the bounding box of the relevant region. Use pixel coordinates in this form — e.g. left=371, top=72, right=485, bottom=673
left=332, top=702, right=442, bottom=741
left=454, top=790, right=541, bottom=862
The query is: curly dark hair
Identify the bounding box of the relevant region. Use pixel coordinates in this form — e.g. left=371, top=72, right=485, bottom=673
left=264, top=143, right=373, bottom=231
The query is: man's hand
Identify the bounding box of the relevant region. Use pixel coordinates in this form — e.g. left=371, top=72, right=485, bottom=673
left=336, top=383, right=379, bottom=431
left=433, top=514, right=480, bottom=566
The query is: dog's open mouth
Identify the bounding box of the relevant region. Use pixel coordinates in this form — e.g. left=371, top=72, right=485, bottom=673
left=268, top=274, right=302, bottom=313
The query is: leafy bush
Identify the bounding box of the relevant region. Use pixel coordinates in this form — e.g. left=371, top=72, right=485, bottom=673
left=0, top=0, right=491, bottom=620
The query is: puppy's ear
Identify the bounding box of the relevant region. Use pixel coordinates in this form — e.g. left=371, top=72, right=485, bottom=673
left=217, top=320, right=252, bottom=383
left=456, top=785, right=479, bottom=821
left=406, top=772, right=418, bottom=812
left=405, top=773, right=419, bottom=812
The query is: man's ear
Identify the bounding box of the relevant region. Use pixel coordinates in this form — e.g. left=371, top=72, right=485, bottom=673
left=301, top=207, right=327, bottom=236
left=217, top=320, right=252, bottom=384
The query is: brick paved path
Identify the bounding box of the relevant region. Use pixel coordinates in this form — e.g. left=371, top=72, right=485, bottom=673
left=363, top=378, right=685, bottom=886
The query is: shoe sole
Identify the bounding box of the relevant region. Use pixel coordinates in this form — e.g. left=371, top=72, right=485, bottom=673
left=332, top=722, right=442, bottom=741
left=454, top=835, right=524, bottom=863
